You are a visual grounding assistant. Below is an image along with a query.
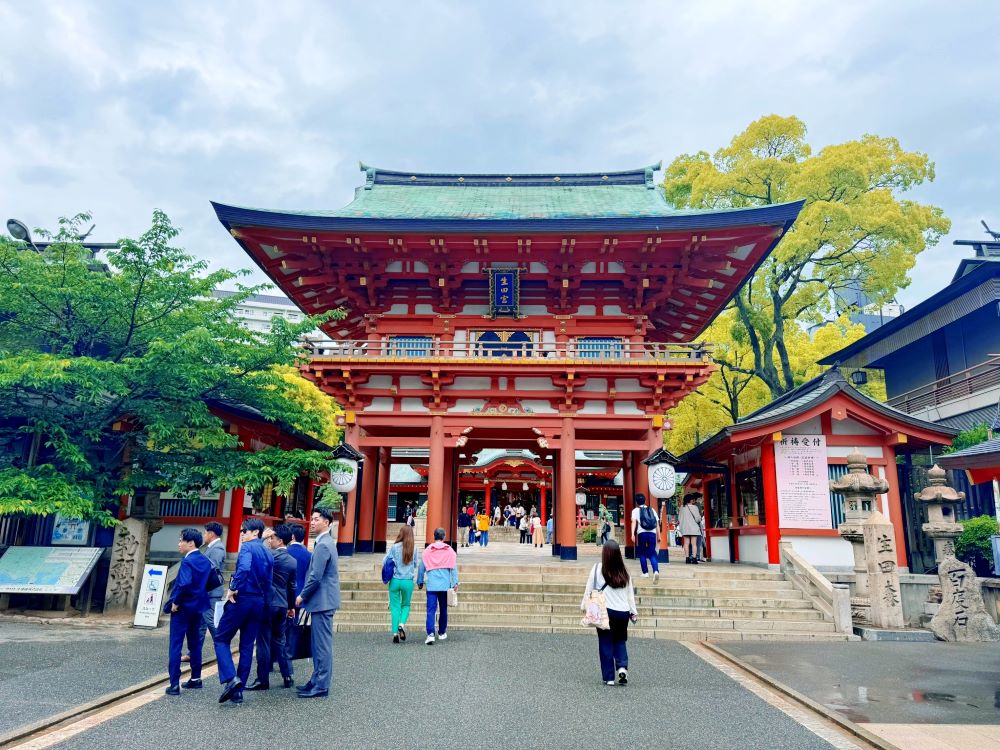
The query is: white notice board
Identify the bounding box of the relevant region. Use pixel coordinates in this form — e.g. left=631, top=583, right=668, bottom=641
left=0, top=546, right=102, bottom=594
left=133, top=564, right=168, bottom=628
left=775, top=435, right=831, bottom=529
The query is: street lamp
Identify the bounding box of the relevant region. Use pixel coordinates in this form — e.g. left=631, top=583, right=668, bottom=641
left=6, top=218, right=41, bottom=252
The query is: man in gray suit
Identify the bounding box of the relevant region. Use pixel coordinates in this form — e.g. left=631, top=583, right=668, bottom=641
left=295, top=506, right=340, bottom=699
left=186, top=521, right=226, bottom=665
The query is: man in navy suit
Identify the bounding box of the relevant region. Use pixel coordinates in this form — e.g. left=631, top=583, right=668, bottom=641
left=165, top=528, right=213, bottom=696
left=247, top=524, right=297, bottom=690
left=286, top=522, right=312, bottom=662
left=295, top=507, right=340, bottom=699
left=214, top=517, right=273, bottom=705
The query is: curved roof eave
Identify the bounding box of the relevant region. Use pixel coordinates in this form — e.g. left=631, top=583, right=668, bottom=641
left=211, top=199, right=805, bottom=235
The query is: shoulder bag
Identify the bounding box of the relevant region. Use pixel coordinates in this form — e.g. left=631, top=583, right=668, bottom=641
left=580, top=564, right=610, bottom=630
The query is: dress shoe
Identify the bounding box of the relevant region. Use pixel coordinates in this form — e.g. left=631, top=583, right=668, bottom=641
left=282, top=677, right=294, bottom=689
left=165, top=684, right=180, bottom=696
left=296, top=688, right=329, bottom=699
left=246, top=680, right=270, bottom=691
left=229, top=689, right=244, bottom=705
left=182, top=678, right=203, bottom=689
left=296, top=681, right=314, bottom=693
left=218, top=678, right=242, bottom=704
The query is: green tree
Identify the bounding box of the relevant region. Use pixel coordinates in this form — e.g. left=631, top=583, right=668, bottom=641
left=0, top=211, right=345, bottom=523
left=663, top=115, right=950, bottom=398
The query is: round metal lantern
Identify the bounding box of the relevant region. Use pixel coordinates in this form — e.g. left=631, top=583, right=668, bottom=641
left=643, top=448, right=677, bottom=499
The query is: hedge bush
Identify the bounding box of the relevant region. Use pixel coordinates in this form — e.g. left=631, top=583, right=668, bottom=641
left=956, top=514, right=998, bottom=575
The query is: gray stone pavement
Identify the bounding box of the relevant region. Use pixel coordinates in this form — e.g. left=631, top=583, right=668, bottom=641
left=718, top=641, right=1000, bottom=726
left=0, top=620, right=209, bottom=735
left=48, top=631, right=837, bottom=750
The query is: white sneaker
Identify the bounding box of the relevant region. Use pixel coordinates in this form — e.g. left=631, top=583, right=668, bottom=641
left=425, top=634, right=435, bottom=645
left=641, top=572, right=649, bottom=578
left=653, top=571, right=659, bottom=582
left=437, top=632, right=448, bottom=641
left=617, top=668, right=628, bottom=685
left=605, top=680, right=616, bottom=686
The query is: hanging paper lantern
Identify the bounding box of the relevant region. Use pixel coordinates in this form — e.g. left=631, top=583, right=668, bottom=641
left=522, top=482, right=529, bottom=491
left=575, top=490, right=587, bottom=506
left=642, top=447, right=677, bottom=499
left=501, top=482, right=508, bottom=491
left=329, top=442, right=364, bottom=494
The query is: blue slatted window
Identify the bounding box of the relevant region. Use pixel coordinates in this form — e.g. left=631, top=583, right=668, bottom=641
left=828, top=464, right=847, bottom=529
left=389, top=336, right=433, bottom=357
left=576, top=337, right=623, bottom=359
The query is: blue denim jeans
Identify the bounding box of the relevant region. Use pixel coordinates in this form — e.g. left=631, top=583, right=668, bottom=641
left=426, top=590, right=448, bottom=635
left=637, top=531, right=659, bottom=574
left=478, top=530, right=489, bottom=547
left=596, top=609, right=630, bottom=682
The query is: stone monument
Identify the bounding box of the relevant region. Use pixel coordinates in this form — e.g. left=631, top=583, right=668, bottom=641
left=914, top=464, right=965, bottom=565
left=862, top=510, right=905, bottom=629
left=104, top=517, right=150, bottom=611
left=830, top=449, right=888, bottom=624
left=930, top=557, right=1000, bottom=642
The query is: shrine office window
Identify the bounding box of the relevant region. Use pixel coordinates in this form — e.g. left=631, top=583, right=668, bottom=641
left=735, top=468, right=765, bottom=526
left=576, top=337, right=624, bottom=359
left=388, top=335, right=433, bottom=357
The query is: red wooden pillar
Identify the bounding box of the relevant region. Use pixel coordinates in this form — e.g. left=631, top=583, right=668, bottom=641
left=557, top=416, right=577, bottom=560
left=226, top=487, right=245, bottom=554
left=356, top=447, right=378, bottom=553
left=304, top=480, right=315, bottom=546
left=337, top=422, right=360, bottom=556
left=761, top=441, right=781, bottom=566
left=880, top=445, right=909, bottom=569
left=441, top=448, right=455, bottom=546
left=425, top=415, right=445, bottom=546
left=622, top=453, right=635, bottom=558
left=539, top=483, right=547, bottom=525
left=373, top=447, right=391, bottom=553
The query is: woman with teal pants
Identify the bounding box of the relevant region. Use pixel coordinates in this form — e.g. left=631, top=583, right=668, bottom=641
left=384, top=525, right=417, bottom=643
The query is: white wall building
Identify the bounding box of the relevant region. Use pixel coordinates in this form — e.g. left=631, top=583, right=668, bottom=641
left=214, top=290, right=335, bottom=351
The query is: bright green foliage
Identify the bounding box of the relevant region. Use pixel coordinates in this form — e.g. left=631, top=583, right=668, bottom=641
left=0, top=211, right=346, bottom=523
left=944, top=423, right=991, bottom=454
left=581, top=526, right=597, bottom=543
left=956, top=515, right=998, bottom=571
left=663, top=115, right=950, bottom=398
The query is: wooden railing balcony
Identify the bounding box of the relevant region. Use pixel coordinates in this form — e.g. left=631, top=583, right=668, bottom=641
left=886, top=355, right=1000, bottom=414
left=309, top=339, right=711, bottom=364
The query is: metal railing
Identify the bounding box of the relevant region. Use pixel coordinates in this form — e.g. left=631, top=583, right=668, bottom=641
left=311, top=339, right=710, bottom=363
left=887, top=356, right=1000, bottom=414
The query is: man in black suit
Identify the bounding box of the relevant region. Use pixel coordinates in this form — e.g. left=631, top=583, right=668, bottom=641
left=286, top=522, right=312, bottom=665
left=165, top=528, right=213, bottom=695
left=247, top=524, right=297, bottom=690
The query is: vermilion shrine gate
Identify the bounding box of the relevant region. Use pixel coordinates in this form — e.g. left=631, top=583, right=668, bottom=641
left=213, top=164, right=803, bottom=560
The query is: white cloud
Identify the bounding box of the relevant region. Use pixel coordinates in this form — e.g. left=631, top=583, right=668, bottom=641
left=0, top=0, right=997, bottom=307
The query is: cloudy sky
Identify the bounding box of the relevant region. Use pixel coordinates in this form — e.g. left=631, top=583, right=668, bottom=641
left=2, top=1, right=997, bottom=309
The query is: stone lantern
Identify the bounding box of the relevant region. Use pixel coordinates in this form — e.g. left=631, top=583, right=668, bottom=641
left=914, top=464, right=965, bottom=565
left=830, top=449, right=888, bottom=618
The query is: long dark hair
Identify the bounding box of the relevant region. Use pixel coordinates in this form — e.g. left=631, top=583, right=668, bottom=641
left=601, top=539, right=630, bottom=589
left=394, top=524, right=414, bottom=566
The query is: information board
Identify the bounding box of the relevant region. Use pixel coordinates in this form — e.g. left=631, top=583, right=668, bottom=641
left=775, top=434, right=831, bottom=529
left=0, top=546, right=103, bottom=594
left=133, top=565, right=168, bottom=628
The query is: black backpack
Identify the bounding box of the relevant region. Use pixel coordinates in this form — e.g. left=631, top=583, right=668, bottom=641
left=204, top=566, right=224, bottom=592
left=638, top=505, right=657, bottom=531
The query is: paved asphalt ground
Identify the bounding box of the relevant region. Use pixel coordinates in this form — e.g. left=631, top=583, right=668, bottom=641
left=5, top=624, right=840, bottom=750
left=718, top=641, right=1000, bottom=727
left=0, top=622, right=177, bottom=735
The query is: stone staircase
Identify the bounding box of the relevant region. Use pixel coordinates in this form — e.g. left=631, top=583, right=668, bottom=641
left=334, top=553, right=855, bottom=642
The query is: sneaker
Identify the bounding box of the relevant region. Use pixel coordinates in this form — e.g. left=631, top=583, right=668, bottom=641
left=398, top=624, right=406, bottom=642
left=641, top=572, right=649, bottom=578
left=425, top=634, right=435, bottom=645
left=605, top=680, right=616, bottom=686
left=653, top=571, right=659, bottom=583
left=438, top=632, right=448, bottom=641
left=617, top=668, right=628, bottom=685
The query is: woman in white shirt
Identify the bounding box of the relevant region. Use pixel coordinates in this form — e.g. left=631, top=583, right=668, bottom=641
left=580, top=540, right=638, bottom=686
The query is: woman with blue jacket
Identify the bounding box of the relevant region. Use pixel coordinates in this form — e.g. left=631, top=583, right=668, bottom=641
left=384, top=525, right=417, bottom=643
left=417, top=527, right=459, bottom=645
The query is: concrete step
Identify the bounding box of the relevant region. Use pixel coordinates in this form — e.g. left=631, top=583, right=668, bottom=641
left=341, top=590, right=812, bottom=609
left=339, top=579, right=798, bottom=594
left=332, top=622, right=854, bottom=642
left=340, top=566, right=786, bottom=582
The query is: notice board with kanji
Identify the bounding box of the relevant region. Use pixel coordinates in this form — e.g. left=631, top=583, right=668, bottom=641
left=774, top=434, right=831, bottom=529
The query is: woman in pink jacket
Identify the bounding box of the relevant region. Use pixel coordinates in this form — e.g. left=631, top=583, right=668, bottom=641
left=416, top=527, right=459, bottom=645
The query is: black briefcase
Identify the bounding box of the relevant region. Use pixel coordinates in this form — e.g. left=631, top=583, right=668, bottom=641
left=291, top=609, right=312, bottom=660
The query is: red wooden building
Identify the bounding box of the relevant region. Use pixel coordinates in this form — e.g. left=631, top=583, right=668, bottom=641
left=213, top=164, right=803, bottom=559
left=680, top=370, right=956, bottom=570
